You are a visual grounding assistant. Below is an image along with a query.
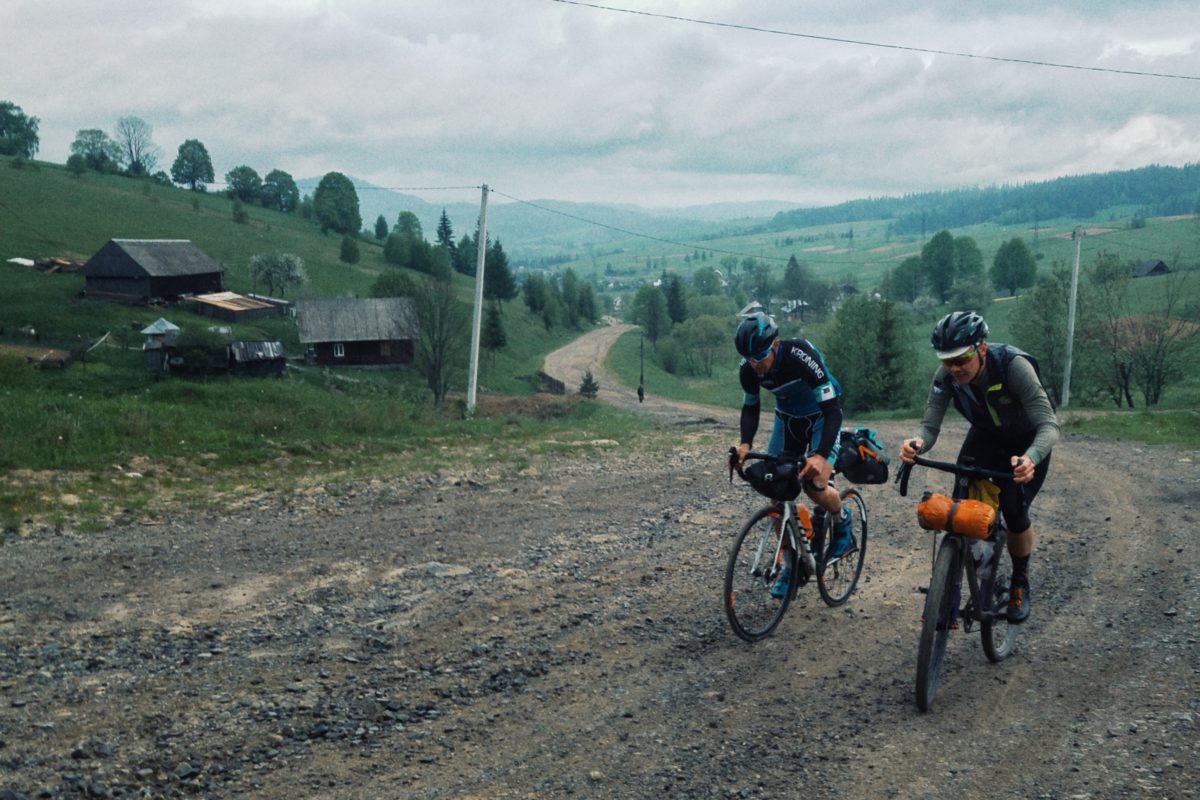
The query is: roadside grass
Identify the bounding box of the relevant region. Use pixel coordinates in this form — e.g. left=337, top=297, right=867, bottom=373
left=1061, top=409, right=1200, bottom=450
left=0, top=357, right=658, bottom=535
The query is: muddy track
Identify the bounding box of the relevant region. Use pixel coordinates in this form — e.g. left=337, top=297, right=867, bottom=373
left=0, top=327, right=1197, bottom=799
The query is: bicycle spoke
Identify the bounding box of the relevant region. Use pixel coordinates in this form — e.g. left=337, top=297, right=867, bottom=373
left=817, top=489, right=867, bottom=607
left=725, top=508, right=795, bottom=642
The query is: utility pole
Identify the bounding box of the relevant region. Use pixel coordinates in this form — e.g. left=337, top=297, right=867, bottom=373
left=1061, top=227, right=1083, bottom=408
left=466, top=184, right=489, bottom=416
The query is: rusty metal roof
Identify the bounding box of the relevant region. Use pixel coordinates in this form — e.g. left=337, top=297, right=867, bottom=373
left=195, top=291, right=275, bottom=312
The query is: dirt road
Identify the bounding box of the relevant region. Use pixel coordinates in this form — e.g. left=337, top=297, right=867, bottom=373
left=541, top=320, right=732, bottom=426
left=0, top=326, right=1197, bottom=799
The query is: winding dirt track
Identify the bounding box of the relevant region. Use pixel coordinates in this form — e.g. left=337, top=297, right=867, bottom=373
left=542, top=320, right=735, bottom=425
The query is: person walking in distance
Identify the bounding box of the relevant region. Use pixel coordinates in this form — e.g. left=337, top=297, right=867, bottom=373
left=899, top=310, right=1059, bottom=623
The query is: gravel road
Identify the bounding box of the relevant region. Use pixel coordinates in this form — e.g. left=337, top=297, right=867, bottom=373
left=1, top=324, right=1197, bottom=799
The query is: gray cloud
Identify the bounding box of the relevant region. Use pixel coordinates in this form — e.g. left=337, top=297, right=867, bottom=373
left=4, top=0, right=1197, bottom=208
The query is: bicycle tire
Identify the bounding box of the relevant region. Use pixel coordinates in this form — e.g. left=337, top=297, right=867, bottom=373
left=724, top=507, right=797, bottom=642
left=980, top=542, right=1018, bottom=662
left=817, top=488, right=868, bottom=607
left=916, top=537, right=961, bottom=712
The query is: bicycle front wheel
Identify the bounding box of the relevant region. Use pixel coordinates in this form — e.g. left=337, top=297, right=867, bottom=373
left=981, top=543, right=1018, bottom=662
left=916, top=537, right=962, bottom=712
left=724, top=507, right=797, bottom=642
left=818, top=488, right=868, bottom=607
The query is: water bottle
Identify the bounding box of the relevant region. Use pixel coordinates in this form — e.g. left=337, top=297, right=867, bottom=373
left=795, top=507, right=817, bottom=577
left=971, top=538, right=993, bottom=587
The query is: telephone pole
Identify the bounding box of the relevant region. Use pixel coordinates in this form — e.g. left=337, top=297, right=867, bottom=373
left=466, top=184, right=489, bottom=416
left=1061, top=227, right=1083, bottom=408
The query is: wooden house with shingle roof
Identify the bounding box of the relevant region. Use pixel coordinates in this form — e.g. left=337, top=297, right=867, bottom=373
left=82, top=239, right=225, bottom=303
left=295, top=297, right=418, bottom=367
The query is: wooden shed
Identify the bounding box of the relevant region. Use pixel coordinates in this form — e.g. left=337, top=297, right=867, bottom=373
left=229, top=341, right=286, bottom=377
left=295, top=297, right=418, bottom=367
left=1132, top=259, right=1170, bottom=278
left=83, top=239, right=225, bottom=303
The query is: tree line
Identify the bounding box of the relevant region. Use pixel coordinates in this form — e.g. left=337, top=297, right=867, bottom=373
left=625, top=226, right=1194, bottom=414
left=768, top=163, right=1200, bottom=236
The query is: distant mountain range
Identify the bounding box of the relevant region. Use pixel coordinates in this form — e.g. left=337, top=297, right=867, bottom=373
left=300, top=163, right=1198, bottom=261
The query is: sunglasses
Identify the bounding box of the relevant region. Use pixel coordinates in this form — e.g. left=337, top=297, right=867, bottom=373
left=941, top=348, right=978, bottom=368
left=748, top=343, right=774, bottom=364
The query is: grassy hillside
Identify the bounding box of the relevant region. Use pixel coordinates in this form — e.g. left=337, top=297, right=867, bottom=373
left=554, top=211, right=1200, bottom=300
left=0, top=157, right=591, bottom=391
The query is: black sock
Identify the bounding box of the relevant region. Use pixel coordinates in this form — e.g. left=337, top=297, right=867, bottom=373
left=1011, top=555, right=1030, bottom=586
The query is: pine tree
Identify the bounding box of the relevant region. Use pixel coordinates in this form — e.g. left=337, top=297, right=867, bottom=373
left=579, top=370, right=600, bottom=398
left=481, top=302, right=507, bottom=365
left=436, top=209, right=457, bottom=264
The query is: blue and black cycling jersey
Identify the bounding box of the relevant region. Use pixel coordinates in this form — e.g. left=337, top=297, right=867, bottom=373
left=739, top=338, right=844, bottom=460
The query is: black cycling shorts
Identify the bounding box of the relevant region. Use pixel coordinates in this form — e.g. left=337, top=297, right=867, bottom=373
left=956, top=426, right=1050, bottom=534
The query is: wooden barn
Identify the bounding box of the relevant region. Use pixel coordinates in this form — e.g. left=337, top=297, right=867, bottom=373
left=83, top=239, right=225, bottom=303
left=1132, top=259, right=1170, bottom=278
left=295, top=297, right=418, bottom=367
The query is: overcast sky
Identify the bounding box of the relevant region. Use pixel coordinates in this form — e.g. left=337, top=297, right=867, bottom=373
left=5, top=1, right=1198, bottom=210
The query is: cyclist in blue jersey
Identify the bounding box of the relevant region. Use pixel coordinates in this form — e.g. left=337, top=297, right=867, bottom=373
left=731, top=312, right=855, bottom=597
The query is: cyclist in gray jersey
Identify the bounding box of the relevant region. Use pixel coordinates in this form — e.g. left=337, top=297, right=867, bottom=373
left=899, top=311, right=1060, bottom=624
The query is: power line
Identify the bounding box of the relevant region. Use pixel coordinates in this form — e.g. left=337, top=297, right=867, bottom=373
left=487, top=187, right=798, bottom=264
left=551, top=0, right=1200, bottom=82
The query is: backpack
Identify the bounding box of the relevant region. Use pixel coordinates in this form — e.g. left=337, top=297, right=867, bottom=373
left=835, top=427, right=890, bottom=484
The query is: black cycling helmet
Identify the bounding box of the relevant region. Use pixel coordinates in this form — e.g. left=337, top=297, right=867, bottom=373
left=931, top=310, right=988, bottom=359
left=734, top=311, right=779, bottom=360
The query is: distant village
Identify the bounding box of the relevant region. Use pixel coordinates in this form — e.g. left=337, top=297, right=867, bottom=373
left=19, top=238, right=421, bottom=377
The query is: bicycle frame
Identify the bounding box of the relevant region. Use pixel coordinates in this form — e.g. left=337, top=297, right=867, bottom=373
left=929, top=524, right=1008, bottom=632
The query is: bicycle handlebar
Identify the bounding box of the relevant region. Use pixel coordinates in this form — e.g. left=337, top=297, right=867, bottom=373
left=727, top=448, right=804, bottom=484
left=896, top=446, right=1014, bottom=497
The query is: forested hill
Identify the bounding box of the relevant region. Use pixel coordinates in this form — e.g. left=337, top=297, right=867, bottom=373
left=768, top=163, right=1200, bottom=233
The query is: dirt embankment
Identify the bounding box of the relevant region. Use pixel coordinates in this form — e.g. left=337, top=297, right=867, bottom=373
left=0, top=324, right=1196, bottom=799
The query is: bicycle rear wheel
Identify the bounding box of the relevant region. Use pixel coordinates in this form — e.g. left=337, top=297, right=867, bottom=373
left=724, top=507, right=797, bottom=642
left=916, top=537, right=961, bottom=712
left=817, top=488, right=868, bottom=607
left=981, top=543, right=1018, bottom=662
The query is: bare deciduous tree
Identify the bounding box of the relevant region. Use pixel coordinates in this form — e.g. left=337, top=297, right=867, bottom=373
left=115, top=115, right=160, bottom=175
left=413, top=276, right=468, bottom=408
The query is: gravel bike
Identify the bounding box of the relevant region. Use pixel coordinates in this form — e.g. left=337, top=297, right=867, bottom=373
left=724, top=450, right=868, bottom=642
left=897, top=450, right=1018, bottom=712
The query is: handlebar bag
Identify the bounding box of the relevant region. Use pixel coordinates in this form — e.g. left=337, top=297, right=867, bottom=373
left=916, top=492, right=995, bottom=540
left=744, top=460, right=803, bottom=501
